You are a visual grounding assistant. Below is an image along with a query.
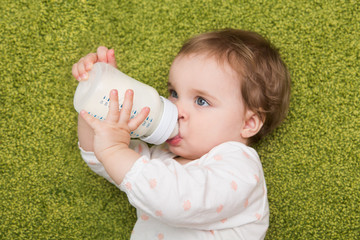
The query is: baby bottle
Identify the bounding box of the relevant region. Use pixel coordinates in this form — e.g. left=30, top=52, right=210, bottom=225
left=74, top=62, right=178, bottom=145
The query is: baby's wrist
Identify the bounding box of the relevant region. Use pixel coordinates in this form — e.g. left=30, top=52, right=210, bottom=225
left=97, top=143, right=131, bottom=163
left=97, top=145, right=141, bottom=185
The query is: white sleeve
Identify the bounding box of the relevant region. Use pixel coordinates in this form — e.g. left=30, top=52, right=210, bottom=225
left=78, top=140, right=151, bottom=186
left=119, top=142, right=268, bottom=230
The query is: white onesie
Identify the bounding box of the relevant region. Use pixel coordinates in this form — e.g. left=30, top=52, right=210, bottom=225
left=80, top=140, right=269, bottom=240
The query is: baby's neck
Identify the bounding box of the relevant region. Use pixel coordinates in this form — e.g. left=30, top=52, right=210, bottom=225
left=174, top=156, right=193, bottom=165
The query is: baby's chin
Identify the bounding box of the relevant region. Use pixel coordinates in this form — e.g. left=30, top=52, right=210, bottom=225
left=168, top=146, right=206, bottom=161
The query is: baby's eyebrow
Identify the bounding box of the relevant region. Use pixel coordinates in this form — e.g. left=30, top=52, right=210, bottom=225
left=193, top=89, right=213, bottom=99
left=167, top=82, right=174, bottom=89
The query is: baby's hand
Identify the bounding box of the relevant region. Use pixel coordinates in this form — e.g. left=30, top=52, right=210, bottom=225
left=80, top=89, right=150, bottom=163
left=72, top=46, right=117, bottom=81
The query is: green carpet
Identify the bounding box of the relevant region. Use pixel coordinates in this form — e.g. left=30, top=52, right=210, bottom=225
left=1, top=0, right=359, bottom=239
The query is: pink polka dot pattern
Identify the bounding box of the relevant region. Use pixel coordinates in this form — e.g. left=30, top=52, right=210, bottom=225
left=244, top=199, right=249, bottom=208
left=141, top=214, right=149, bottom=221
left=254, top=174, right=260, bottom=183
left=231, top=181, right=238, bottom=191
left=242, top=151, right=250, bottom=159
left=183, top=200, right=191, bottom=211
left=149, top=178, right=157, bottom=189
left=125, top=182, right=132, bottom=190
left=216, top=204, right=224, bottom=213
left=155, top=210, right=163, bottom=217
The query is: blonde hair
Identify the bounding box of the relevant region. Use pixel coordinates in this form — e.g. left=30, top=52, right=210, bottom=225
left=177, top=29, right=291, bottom=144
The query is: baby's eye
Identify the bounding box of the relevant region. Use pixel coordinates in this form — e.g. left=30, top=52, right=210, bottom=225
left=196, top=97, right=209, bottom=107
left=169, top=89, right=178, bottom=99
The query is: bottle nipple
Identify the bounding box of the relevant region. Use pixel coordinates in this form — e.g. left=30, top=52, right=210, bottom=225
left=168, top=123, right=179, bottom=139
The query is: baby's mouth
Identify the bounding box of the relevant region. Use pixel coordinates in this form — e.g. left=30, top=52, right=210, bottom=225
left=166, top=134, right=182, bottom=146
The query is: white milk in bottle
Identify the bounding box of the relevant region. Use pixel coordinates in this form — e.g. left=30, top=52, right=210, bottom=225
left=74, top=62, right=178, bottom=145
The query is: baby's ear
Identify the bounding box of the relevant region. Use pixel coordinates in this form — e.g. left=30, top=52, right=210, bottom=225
left=241, top=111, right=264, bottom=139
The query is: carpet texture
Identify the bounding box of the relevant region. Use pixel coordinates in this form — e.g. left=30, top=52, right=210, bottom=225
left=1, top=0, right=359, bottom=239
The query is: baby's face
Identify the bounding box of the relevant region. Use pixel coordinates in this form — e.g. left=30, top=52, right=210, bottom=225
left=166, top=54, right=249, bottom=160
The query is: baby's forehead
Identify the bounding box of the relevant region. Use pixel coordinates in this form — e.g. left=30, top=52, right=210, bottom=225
left=173, top=52, right=234, bottom=68
left=172, top=53, right=243, bottom=81
left=169, top=54, right=242, bottom=90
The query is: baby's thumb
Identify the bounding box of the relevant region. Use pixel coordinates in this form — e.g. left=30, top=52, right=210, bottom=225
left=107, top=49, right=117, bottom=68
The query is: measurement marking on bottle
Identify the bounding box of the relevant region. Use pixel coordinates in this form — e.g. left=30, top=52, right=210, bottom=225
left=99, top=95, right=110, bottom=106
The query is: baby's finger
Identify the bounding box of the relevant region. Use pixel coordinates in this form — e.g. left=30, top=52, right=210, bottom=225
left=119, top=89, right=134, bottom=124
left=80, top=110, right=100, bottom=130
left=76, top=58, right=88, bottom=81
left=72, top=63, right=80, bottom=80
left=128, top=107, right=150, bottom=131
left=107, top=49, right=117, bottom=68
left=106, top=89, right=120, bottom=122
left=83, top=53, right=98, bottom=71
left=97, top=46, right=109, bottom=63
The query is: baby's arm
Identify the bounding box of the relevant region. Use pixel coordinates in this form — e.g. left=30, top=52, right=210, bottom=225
left=72, top=46, right=117, bottom=152
left=79, top=140, right=150, bottom=185
left=80, top=89, right=150, bottom=185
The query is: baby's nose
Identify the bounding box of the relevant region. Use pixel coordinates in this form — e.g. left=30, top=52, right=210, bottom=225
left=176, top=102, right=188, bottom=120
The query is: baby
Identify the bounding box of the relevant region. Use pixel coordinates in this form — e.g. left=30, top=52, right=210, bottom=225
left=72, top=29, right=291, bottom=239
